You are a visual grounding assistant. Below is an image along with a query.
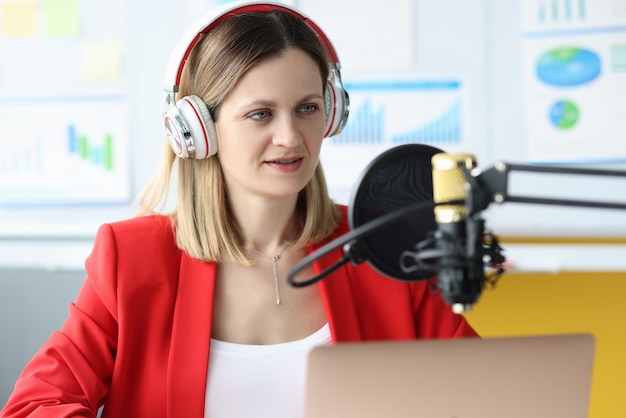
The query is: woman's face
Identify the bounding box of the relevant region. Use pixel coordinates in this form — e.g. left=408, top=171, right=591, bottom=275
left=215, top=48, right=326, bottom=202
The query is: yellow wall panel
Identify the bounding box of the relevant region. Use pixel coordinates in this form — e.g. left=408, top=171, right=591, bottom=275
left=464, top=271, right=626, bottom=418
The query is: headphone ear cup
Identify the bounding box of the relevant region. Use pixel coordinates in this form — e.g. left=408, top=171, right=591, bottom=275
left=323, top=79, right=349, bottom=138
left=177, top=95, right=218, bottom=159
left=163, top=95, right=217, bottom=159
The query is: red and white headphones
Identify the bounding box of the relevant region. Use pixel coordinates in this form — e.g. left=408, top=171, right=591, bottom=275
left=162, top=1, right=350, bottom=159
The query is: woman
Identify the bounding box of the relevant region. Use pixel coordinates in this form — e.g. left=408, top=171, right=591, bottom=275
left=1, top=3, right=477, bottom=417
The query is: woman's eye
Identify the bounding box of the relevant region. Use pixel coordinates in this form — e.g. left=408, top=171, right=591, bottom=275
left=299, top=104, right=319, bottom=114
left=250, top=110, right=271, bottom=120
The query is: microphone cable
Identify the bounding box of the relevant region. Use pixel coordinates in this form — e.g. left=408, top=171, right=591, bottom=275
left=287, top=199, right=465, bottom=288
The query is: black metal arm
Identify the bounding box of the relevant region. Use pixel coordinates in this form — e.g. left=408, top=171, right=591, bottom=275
left=469, top=162, right=626, bottom=215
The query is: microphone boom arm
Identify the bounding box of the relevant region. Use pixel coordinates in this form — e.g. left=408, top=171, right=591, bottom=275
left=472, top=162, right=626, bottom=214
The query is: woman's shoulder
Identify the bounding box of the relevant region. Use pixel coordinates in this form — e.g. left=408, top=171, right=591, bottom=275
left=95, top=214, right=177, bottom=250
left=106, top=213, right=173, bottom=231
left=87, top=215, right=183, bottom=281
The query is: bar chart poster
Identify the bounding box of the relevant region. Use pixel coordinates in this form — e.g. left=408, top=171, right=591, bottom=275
left=0, top=100, right=131, bottom=205
left=320, top=78, right=469, bottom=203
left=521, top=0, right=626, bottom=163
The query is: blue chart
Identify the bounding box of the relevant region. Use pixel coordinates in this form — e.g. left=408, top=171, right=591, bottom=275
left=391, top=98, right=461, bottom=144
left=331, top=80, right=465, bottom=147
left=334, top=100, right=385, bottom=144
left=67, top=124, right=116, bottom=171
left=523, top=0, right=626, bottom=31
left=0, top=138, right=44, bottom=176
left=538, top=0, right=586, bottom=23
left=320, top=78, right=467, bottom=204
left=0, top=100, right=130, bottom=206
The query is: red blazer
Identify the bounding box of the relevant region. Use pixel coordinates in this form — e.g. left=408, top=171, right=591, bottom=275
left=1, top=207, right=477, bottom=417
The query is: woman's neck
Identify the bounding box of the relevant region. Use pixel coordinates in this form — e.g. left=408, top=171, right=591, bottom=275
left=229, top=194, right=300, bottom=254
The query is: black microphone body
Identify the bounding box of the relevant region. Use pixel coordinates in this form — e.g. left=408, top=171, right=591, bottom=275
left=433, top=219, right=486, bottom=310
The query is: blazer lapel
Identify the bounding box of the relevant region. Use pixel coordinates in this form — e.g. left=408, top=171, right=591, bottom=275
left=312, top=244, right=362, bottom=342
left=166, top=253, right=216, bottom=417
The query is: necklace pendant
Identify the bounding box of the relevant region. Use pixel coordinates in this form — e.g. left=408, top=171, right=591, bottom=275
left=248, top=242, right=290, bottom=306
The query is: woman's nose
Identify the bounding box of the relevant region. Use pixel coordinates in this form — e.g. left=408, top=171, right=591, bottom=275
left=272, top=114, right=303, bottom=147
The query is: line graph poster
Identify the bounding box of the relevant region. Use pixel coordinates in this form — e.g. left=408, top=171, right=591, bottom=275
left=522, top=0, right=626, bottom=163
left=320, top=78, right=469, bottom=204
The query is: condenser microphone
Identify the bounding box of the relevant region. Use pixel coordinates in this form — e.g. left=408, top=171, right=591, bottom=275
left=414, top=153, right=502, bottom=313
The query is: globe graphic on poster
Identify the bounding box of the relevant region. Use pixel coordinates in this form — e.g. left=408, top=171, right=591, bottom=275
left=549, top=99, right=579, bottom=130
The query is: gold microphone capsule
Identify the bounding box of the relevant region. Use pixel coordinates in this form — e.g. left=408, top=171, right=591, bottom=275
left=431, top=154, right=477, bottom=224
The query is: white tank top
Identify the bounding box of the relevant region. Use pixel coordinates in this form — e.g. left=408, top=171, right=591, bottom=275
left=204, top=324, right=332, bottom=418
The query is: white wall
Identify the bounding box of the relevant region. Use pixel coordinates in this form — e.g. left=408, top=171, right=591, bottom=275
left=0, top=0, right=625, bottom=267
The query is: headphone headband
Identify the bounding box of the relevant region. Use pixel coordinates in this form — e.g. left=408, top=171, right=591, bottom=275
left=164, top=1, right=341, bottom=94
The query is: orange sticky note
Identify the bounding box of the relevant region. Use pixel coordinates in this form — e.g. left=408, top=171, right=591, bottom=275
left=1, top=0, right=38, bottom=38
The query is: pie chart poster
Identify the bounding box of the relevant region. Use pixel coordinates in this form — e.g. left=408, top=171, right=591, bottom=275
left=521, top=0, right=626, bottom=164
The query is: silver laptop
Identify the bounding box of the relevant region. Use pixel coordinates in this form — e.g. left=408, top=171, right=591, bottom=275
left=304, top=333, right=595, bottom=418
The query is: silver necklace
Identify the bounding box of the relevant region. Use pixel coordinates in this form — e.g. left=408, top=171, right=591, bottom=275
left=248, top=242, right=290, bottom=305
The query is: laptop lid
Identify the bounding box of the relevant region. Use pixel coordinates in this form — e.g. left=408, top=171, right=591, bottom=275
left=304, top=333, right=595, bottom=418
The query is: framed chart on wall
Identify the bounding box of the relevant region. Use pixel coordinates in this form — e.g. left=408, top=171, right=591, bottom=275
left=521, top=0, right=626, bottom=164
left=320, top=77, right=470, bottom=204
left=0, top=0, right=132, bottom=207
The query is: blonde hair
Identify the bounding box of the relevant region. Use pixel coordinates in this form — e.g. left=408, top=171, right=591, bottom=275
left=136, top=10, right=341, bottom=265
